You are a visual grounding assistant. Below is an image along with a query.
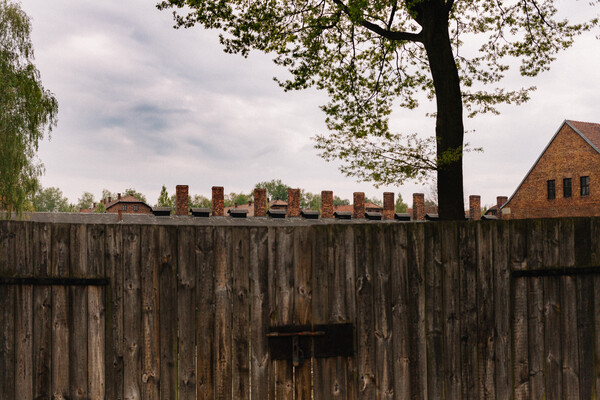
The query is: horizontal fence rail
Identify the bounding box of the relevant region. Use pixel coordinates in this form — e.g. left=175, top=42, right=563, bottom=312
left=1, top=217, right=600, bottom=399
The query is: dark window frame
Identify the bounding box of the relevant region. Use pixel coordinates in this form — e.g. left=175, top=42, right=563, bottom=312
left=563, top=178, right=572, bottom=198
left=581, top=176, right=590, bottom=196
left=134, top=205, right=139, bottom=212
left=122, top=204, right=127, bottom=211
left=547, top=179, right=556, bottom=200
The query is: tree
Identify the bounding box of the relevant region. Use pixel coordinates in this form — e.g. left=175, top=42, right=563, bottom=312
left=333, top=196, right=350, bottom=206
left=159, top=0, right=597, bottom=220
left=0, top=0, right=58, bottom=215
left=300, top=191, right=321, bottom=210
left=101, top=189, right=116, bottom=202
left=156, top=184, right=173, bottom=208
left=32, top=186, right=71, bottom=212
left=124, top=188, right=147, bottom=204
left=77, top=191, right=95, bottom=210
left=95, top=203, right=106, bottom=213
left=365, top=196, right=383, bottom=207
left=190, top=194, right=211, bottom=208
left=224, top=192, right=251, bottom=207
left=255, top=179, right=290, bottom=201
left=395, top=193, right=408, bottom=213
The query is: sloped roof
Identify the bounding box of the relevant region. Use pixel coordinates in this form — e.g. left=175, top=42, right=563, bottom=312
left=333, top=202, right=383, bottom=213
left=502, top=119, right=600, bottom=210
left=105, top=195, right=149, bottom=209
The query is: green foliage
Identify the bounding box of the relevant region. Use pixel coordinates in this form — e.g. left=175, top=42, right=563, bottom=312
left=255, top=179, right=290, bottom=201
left=101, top=189, right=116, bottom=202
left=0, top=0, right=58, bottom=215
left=95, top=203, right=106, bottom=213
left=224, top=192, right=251, bottom=207
left=158, top=0, right=597, bottom=191
left=395, top=193, right=408, bottom=213
left=365, top=196, right=383, bottom=207
left=32, top=186, right=71, bottom=212
left=156, top=185, right=172, bottom=208
left=124, top=188, right=147, bottom=204
left=333, top=196, right=350, bottom=206
left=190, top=194, right=211, bottom=208
left=77, top=191, right=95, bottom=210
left=300, top=191, right=321, bottom=210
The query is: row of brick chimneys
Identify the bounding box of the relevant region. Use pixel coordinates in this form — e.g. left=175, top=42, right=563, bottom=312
left=173, top=185, right=507, bottom=220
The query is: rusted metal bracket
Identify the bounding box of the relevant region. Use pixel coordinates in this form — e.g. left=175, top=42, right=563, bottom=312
left=267, top=323, right=354, bottom=366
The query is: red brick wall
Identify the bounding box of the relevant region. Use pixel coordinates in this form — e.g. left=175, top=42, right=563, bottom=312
left=504, top=123, right=600, bottom=219
left=106, top=203, right=152, bottom=214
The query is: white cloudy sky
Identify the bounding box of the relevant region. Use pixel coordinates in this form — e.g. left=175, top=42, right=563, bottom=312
left=19, top=0, right=600, bottom=208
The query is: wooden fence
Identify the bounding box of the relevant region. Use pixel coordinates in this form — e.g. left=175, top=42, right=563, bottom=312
left=1, top=216, right=600, bottom=399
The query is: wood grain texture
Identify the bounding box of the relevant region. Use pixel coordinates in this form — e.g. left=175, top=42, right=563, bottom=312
left=250, top=227, right=269, bottom=400
left=214, top=227, right=232, bottom=400
left=232, top=227, right=250, bottom=399
left=196, top=227, right=215, bottom=400
left=293, top=226, right=312, bottom=400
left=15, top=222, right=33, bottom=400
left=0, top=221, right=16, bottom=400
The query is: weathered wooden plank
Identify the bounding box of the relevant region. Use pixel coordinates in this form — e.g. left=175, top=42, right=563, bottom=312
left=123, top=224, right=142, bottom=400
left=250, top=226, right=269, bottom=399
left=196, top=227, right=215, bottom=400
left=591, top=218, right=600, bottom=399
left=526, top=219, right=545, bottom=399
left=355, top=224, right=376, bottom=399
left=232, top=227, right=250, bottom=400
left=491, top=220, right=511, bottom=399
left=15, top=222, right=33, bottom=400
left=559, top=219, right=580, bottom=398
left=140, top=224, right=160, bottom=400
left=32, top=222, right=52, bottom=400
left=343, top=225, right=357, bottom=400
left=459, top=222, right=478, bottom=399
left=293, top=226, right=312, bottom=400
left=69, top=224, right=89, bottom=400
left=87, top=224, right=106, bottom=400
left=424, top=223, right=443, bottom=399
left=0, top=221, right=16, bottom=399
left=158, top=225, right=177, bottom=400
left=105, top=223, right=124, bottom=400
left=51, top=223, right=71, bottom=399
left=214, top=227, right=232, bottom=400
left=509, top=219, right=529, bottom=400
left=441, top=222, right=461, bottom=399
left=476, top=222, right=495, bottom=399
left=177, top=226, right=197, bottom=400
left=272, top=226, right=294, bottom=400
left=312, top=225, right=331, bottom=400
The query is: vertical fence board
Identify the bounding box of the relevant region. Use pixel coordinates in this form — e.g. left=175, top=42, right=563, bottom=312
left=441, top=223, right=461, bottom=399
left=141, top=225, right=160, bottom=400
left=560, top=219, right=580, bottom=398
left=196, top=227, right=215, bottom=400
left=476, top=222, right=495, bottom=399
left=293, top=226, right=312, bottom=400
left=88, top=224, right=106, bottom=400
left=215, top=227, right=232, bottom=400
left=15, top=222, right=33, bottom=400
left=459, top=223, right=478, bottom=399
left=510, top=220, right=529, bottom=400
left=232, top=227, right=250, bottom=400
left=492, top=221, right=511, bottom=399
left=32, top=222, right=52, bottom=400
left=312, top=226, right=331, bottom=400
left=70, top=224, right=89, bottom=400
left=51, top=223, right=70, bottom=399
left=343, top=225, right=358, bottom=400
left=424, top=223, right=443, bottom=399
left=591, top=219, right=600, bottom=399
left=250, top=227, right=269, bottom=399
left=158, top=225, right=177, bottom=400
left=123, top=225, right=142, bottom=400
left=526, top=220, right=545, bottom=399
left=0, top=221, right=16, bottom=400
left=105, top=224, right=124, bottom=400
left=178, top=226, right=197, bottom=400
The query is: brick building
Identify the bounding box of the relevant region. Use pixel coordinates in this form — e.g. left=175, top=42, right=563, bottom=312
left=502, top=120, right=600, bottom=219
left=104, top=194, right=152, bottom=215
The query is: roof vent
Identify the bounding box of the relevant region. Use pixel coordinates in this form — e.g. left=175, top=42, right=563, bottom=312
left=267, top=209, right=287, bottom=219
left=481, top=214, right=498, bottom=221
left=394, top=213, right=411, bottom=221
left=425, top=213, right=439, bottom=221
left=152, top=207, right=171, bottom=217
left=334, top=211, right=352, bottom=220
left=301, top=210, right=320, bottom=219
left=365, top=212, right=382, bottom=220
left=191, top=208, right=211, bottom=217
left=228, top=209, right=248, bottom=218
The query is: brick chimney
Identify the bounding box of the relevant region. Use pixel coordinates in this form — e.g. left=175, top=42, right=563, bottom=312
left=108, top=196, right=112, bottom=203
left=383, top=192, right=394, bottom=220
left=254, top=188, right=267, bottom=217
left=176, top=185, right=189, bottom=216
left=469, top=195, right=481, bottom=221
left=321, top=191, right=333, bottom=218
left=497, top=196, right=508, bottom=220
left=288, top=188, right=300, bottom=217
left=212, top=186, right=224, bottom=216
left=117, top=193, right=121, bottom=200
left=412, top=193, right=425, bottom=221
left=353, top=192, right=365, bottom=219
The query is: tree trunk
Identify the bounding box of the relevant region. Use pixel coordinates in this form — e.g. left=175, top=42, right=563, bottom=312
left=421, top=4, right=465, bottom=220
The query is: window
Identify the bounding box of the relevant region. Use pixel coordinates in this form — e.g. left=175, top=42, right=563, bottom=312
left=581, top=176, right=590, bottom=196
left=122, top=205, right=127, bottom=211
left=547, top=180, right=555, bottom=200
left=563, top=178, right=572, bottom=198
left=134, top=205, right=139, bottom=212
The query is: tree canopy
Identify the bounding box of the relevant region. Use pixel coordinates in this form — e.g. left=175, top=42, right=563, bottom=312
left=0, top=0, right=58, bottom=215
left=158, top=0, right=597, bottom=219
